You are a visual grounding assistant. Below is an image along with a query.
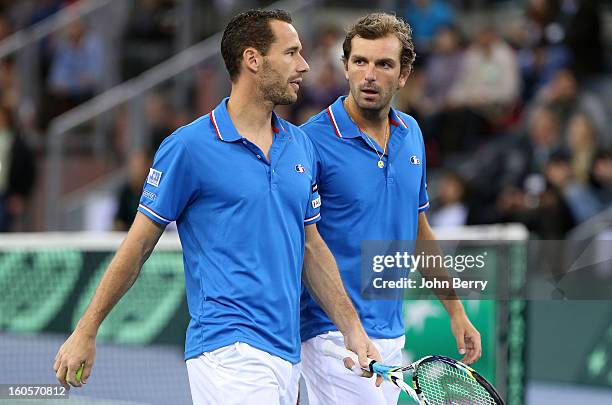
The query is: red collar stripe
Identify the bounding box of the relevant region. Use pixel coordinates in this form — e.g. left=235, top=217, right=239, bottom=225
left=326, top=107, right=343, bottom=138
left=210, top=111, right=223, bottom=140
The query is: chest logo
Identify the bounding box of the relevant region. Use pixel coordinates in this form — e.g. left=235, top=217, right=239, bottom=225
left=410, top=155, right=421, bottom=165
left=295, top=164, right=306, bottom=173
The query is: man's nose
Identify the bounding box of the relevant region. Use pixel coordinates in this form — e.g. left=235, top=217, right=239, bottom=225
left=364, top=63, right=376, bottom=81
left=298, top=53, right=310, bottom=73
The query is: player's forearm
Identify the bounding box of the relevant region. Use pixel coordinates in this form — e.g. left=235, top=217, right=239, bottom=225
left=416, top=213, right=462, bottom=304
left=303, top=228, right=364, bottom=335
left=76, top=215, right=163, bottom=335
left=416, top=239, right=461, bottom=302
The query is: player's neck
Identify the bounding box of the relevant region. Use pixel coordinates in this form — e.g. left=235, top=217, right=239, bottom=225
left=344, top=95, right=390, bottom=146
left=227, top=85, right=276, bottom=159
left=227, top=87, right=275, bottom=138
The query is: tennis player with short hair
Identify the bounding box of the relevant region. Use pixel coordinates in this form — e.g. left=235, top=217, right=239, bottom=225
left=53, top=9, right=381, bottom=405
left=299, top=13, right=482, bottom=404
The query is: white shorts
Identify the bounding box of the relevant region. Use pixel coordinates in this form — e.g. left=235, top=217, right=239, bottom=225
left=301, top=331, right=405, bottom=405
left=186, top=342, right=301, bottom=405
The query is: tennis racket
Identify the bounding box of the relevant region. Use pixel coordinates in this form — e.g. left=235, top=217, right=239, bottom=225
left=321, top=340, right=504, bottom=405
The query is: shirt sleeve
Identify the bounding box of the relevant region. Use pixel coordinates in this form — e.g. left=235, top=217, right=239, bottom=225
left=417, top=127, right=430, bottom=213
left=137, top=134, right=198, bottom=226
left=304, top=137, right=322, bottom=226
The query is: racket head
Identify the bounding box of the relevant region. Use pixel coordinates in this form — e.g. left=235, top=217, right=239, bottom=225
left=413, top=356, right=505, bottom=405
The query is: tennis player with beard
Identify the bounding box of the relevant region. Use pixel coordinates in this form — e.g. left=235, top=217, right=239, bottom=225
left=54, top=10, right=381, bottom=405
left=299, top=13, right=482, bottom=405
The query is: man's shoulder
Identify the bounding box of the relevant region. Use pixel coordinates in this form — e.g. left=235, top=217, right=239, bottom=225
left=394, top=110, right=419, bottom=130
left=394, top=110, right=425, bottom=140
left=171, top=114, right=214, bottom=144
left=299, top=109, right=338, bottom=143
left=300, top=109, right=331, bottom=130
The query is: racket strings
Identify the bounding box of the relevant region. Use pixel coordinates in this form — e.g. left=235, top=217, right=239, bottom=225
left=417, top=361, right=496, bottom=405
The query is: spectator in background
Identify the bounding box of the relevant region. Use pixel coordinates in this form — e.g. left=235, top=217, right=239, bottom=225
left=303, top=25, right=344, bottom=85
left=523, top=0, right=560, bottom=43
left=448, top=26, right=519, bottom=124
left=402, top=24, right=464, bottom=163
left=403, top=0, right=455, bottom=56
left=545, top=151, right=602, bottom=224
left=293, top=25, right=346, bottom=123
left=466, top=106, right=563, bottom=226
left=591, top=150, right=612, bottom=207
left=513, top=0, right=570, bottom=102
left=429, top=171, right=468, bottom=228
left=113, top=151, right=151, bottom=231
left=516, top=40, right=570, bottom=103
left=534, top=69, right=608, bottom=145
left=46, top=18, right=103, bottom=120
left=491, top=153, right=575, bottom=239
left=491, top=107, right=578, bottom=237
left=419, top=25, right=464, bottom=117
left=0, top=106, right=35, bottom=232
left=504, top=106, right=563, bottom=188
left=567, top=113, right=598, bottom=185
left=428, top=26, right=519, bottom=156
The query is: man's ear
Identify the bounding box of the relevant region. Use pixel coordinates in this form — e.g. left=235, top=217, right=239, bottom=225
left=243, top=47, right=262, bottom=75
left=342, top=58, right=349, bottom=81
left=397, top=67, right=411, bottom=89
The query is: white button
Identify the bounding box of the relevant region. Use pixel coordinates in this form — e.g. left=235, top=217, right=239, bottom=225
left=242, top=140, right=247, bottom=145
left=257, top=155, right=262, bottom=159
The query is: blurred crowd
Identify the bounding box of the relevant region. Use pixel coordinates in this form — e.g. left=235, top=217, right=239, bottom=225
left=396, top=0, right=612, bottom=239
left=0, top=0, right=610, bottom=239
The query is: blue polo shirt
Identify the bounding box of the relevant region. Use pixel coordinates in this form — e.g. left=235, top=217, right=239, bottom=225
left=300, top=96, right=429, bottom=341
left=138, top=98, right=321, bottom=363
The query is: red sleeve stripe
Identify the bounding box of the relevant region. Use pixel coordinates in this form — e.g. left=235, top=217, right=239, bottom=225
left=304, top=213, right=321, bottom=223
left=139, top=204, right=172, bottom=223
left=418, top=201, right=430, bottom=210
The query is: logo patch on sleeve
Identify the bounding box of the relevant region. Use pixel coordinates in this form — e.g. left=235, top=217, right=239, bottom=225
left=410, top=155, right=421, bottom=165
left=311, top=196, right=321, bottom=209
left=147, top=168, right=162, bottom=187
left=295, top=164, right=306, bottom=173
left=311, top=183, right=318, bottom=193
left=142, top=190, right=157, bottom=201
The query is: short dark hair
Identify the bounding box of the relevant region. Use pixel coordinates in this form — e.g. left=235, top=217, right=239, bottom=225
left=342, top=13, right=416, bottom=75
left=221, top=9, right=292, bottom=81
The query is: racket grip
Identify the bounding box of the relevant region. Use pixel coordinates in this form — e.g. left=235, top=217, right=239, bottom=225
left=319, top=340, right=374, bottom=376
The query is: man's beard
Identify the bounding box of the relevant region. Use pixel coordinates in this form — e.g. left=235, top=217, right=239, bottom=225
left=257, top=60, right=295, bottom=106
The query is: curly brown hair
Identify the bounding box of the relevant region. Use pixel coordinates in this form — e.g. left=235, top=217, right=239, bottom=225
left=342, top=13, right=416, bottom=75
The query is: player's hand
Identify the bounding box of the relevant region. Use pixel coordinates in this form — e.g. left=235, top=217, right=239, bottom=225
left=450, top=313, right=481, bottom=365
left=54, top=329, right=96, bottom=389
left=342, top=329, right=384, bottom=387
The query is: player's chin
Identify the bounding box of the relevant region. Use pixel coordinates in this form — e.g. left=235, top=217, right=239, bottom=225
left=357, top=98, right=384, bottom=111
left=275, top=92, right=297, bottom=106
